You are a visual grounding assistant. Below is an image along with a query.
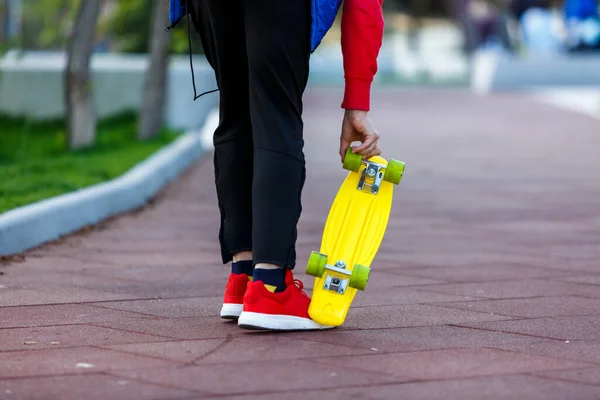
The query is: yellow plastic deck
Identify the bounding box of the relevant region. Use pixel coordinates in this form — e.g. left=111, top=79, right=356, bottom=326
left=308, top=155, right=395, bottom=326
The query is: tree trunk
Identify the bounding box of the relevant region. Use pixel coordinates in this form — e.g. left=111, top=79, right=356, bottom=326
left=138, top=0, right=169, bottom=140
left=0, top=0, right=8, bottom=43
left=65, top=0, right=101, bottom=150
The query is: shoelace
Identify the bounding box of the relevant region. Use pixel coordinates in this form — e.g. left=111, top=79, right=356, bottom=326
left=293, top=279, right=310, bottom=299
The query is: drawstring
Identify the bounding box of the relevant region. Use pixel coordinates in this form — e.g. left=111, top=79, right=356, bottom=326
left=166, top=0, right=219, bottom=101
left=186, top=10, right=218, bottom=101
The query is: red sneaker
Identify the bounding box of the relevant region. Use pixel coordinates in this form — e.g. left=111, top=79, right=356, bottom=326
left=220, top=273, right=250, bottom=319
left=238, top=269, right=333, bottom=331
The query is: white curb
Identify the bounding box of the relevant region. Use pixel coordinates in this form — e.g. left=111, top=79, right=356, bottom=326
left=531, top=88, right=600, bottom=120
left=0, top=108, right=220, bottom=256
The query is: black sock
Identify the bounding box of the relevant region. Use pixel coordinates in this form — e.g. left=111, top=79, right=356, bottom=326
left=231, top=260, right=253, bottom=277
left=252, top=267, right=287, bottom=293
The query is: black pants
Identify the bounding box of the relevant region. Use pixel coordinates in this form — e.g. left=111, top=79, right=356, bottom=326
left=189, top=0, right=312, bottom=269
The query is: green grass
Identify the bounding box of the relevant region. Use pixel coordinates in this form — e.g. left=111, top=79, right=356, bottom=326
left=0, top=112, right=181, bottom=214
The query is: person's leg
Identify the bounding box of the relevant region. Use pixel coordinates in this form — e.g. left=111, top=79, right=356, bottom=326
left=189, top=0, right=254, bottom=318
left=248, top=0, right=311, bottom=287
left=237, top=0, right=331, bottom=331
left=247, top=0, right=311, bottom=268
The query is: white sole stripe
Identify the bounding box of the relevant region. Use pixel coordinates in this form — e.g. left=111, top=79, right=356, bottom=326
left=237, top=311, right=334, bottom=331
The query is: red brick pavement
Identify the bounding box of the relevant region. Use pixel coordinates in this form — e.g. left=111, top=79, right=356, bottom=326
left=1, top=88, right=600, bottom=399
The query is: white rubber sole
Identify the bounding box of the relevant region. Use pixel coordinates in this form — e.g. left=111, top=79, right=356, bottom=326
left=220, top=303, right=243, bottom=319
left=237, top=311, right=335, bottom=331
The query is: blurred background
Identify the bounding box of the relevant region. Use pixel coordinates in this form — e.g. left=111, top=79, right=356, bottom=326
left=0, top=0, right=599, bottom=213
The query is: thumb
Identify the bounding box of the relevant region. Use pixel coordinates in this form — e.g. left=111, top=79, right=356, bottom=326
left=340, top=140, right=351, bottom=163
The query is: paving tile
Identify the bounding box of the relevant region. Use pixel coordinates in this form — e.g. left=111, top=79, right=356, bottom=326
left=340, top=304, right=514, bottom=330
left=0, top=324, right=169, bottom=352
left=436, top=296, right=600, bottom=318
left=71, top=252, right=223, bottom=269
left=104, top=339, right=226, bottom=363
left=535, top=367, right=600, bottom=386
left=375, top=252, right=554, bottom=270
left=0, top=269, right=197, bottom=303
left=392, top=265, right=580, bottom=283
left=106, top=335, right=376, bottom=365
left=214, top=390, right=354, bottom=400
left=90, top=297, right=223, bottom=318
left=0, top=268, right=119, bottom=286
left=351, top=286, right=475, bottom=307
left=35, top=271, right=226, bottom=299
left=194, top=336, right=375, bottom=364
left=0, top=373, right=196, bottom=400
left=0, top=347, right=180, bottom=378
left=554, top=275, right=600, bottom=286
left=111, top=359, right=408, bottom=395
left=337, top=375, right=600, bottom=400
left=38, top=237, right=211, bottom=254
left=312, top=348, right=592, bottom=380
left=355, top=270, right=448, bottom=288
left=461, top=315, right=600, bottom=340
left=291, top=325, right=553, bottom=354
left=0, top=283, right=139, bottom=306
left=1, top=268, right=161, bottom=295
left=374, top=272, right=448, bottom=286
left=5, top=257, right=114, bottom=273
left=0, top=304, right=160, bottom=329
left=534, top=244, right=600, bottom=263
left=417, top=279, right=600, bottom=299
left=117, top=263, right=226, bottom=281
left=503, top=341, right=600, bottom=364
left=95, top=316, right=246, bottom=340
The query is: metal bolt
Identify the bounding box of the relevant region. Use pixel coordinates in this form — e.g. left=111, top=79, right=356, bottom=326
left=366, top=166, right=377, bottom=178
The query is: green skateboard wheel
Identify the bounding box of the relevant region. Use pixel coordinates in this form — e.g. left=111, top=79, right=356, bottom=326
left=343, top=148, right=363, bottom=172
left=348, top=264, right=370, bottom=290
left=383, top=159, right=405, bottom=185
left=306, top=251, right=327, bottom=278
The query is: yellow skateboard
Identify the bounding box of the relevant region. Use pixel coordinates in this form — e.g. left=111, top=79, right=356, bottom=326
left=306, top=148, right=405, bottom=327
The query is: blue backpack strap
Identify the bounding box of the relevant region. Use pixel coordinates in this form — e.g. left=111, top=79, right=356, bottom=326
left=311, top=0, right=344, bottom=52
left=166, top=0, right=188, bottom=31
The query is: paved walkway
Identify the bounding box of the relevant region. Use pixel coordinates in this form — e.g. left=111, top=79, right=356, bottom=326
left=2, top=89, right=600, bottom=399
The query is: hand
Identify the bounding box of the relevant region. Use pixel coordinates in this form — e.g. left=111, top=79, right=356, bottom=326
left=339, top=110, right=381, bottom=163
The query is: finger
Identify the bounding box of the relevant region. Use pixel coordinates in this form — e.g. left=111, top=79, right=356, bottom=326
left=352, top=132, right=379, bottom=154
left=360, top=143, right=382, bottom=160
left=352, top=138, right=375, bottom=154
left=360, top=142, right=379, bottom=159
left=366, top=144, right=382, bottom=159
left=373, top=145, right=382, bottom=157
left=339, top=140, right=351, bottom=163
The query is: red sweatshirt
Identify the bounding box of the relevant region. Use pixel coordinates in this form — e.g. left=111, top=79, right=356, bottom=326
left=340, top=0, right=385, bottom=111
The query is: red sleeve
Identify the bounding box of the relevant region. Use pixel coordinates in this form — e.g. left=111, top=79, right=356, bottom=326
left=340, top=0, right=384, bottom=111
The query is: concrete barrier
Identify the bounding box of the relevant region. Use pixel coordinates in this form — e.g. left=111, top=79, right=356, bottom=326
left=471, top=49, right=600, bottom=94
left=0, top=51, right=218, bottom=131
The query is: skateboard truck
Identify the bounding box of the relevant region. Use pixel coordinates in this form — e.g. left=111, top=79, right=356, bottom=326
left=322, top=260, right=351, bottom=294
left=357, top=161, right=386, bottom=195
left=343, top=148, right=404, bottom=193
